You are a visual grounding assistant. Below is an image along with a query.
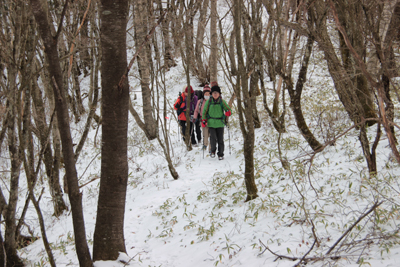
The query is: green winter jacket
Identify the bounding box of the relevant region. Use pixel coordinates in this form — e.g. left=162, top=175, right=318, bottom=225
left=202, top=97, right=231, bottom=128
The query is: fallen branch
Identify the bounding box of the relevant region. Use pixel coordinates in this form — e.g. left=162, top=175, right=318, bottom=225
left=326, top=200, right=383, bottom=255
left=259, top=238, right=341, bottom=264
left=294, top=239, right=317, bottom=267
left=258, top=239, right=297, bottom=261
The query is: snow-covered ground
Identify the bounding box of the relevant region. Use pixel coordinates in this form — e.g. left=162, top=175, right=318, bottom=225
left=13, top=50, right=400, bottom=267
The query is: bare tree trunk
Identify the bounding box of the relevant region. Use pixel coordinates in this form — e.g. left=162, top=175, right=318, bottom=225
left=74, top=59, right=99, bottom=161
left=20, top=87, right=57, bottom=267
left=195, top=0, right=210, bottom=84
left=157, top=0, right=176, bottom=69
left=93, top=0, right=129, bottom=260
left=133, top=0, right=158, bottom=140
left=30, top=1, right=93, bottom=265
left=5, top=97, right=24, bottom=267
left=171, top=0, right=184, bottom=58
left=31, top=67, right=67, bottom=217
left=210, top=0, right=218, bottom=83
left=284, top=34, right=322, bottom=151
left=234, top=0, right=258, bottom=202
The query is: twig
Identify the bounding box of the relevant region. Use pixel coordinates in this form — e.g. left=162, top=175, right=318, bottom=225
left=55, top=0, right=69, bottom=40
left=78, top=151, right=101, bottom=181
left=293, top=239, right=316, bottom=267
left=78, top=177, right=100, bottom=189
left=325, top=201, right=383, bottom=255
left=67, top=0, right=92, bottom=78
left=258, top=239, right=298, bottom=261
left=122, top=251, right=147, bottom=266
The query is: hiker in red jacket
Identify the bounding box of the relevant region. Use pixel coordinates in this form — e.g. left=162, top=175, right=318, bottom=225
left=174, top=86, right=198, bottom=145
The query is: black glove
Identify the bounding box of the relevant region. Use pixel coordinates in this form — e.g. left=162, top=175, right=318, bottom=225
left=175, top=103, right=180, bottom=109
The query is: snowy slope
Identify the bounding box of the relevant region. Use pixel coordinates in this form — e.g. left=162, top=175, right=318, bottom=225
left=17, top=53, right=400, bottom=267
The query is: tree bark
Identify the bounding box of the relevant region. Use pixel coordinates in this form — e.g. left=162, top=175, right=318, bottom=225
left=285, top=34, right=322, bottom=151
left=5, top=98, right=24, bottom=267
left=134, top=0, right=158, bottom=140
left=31, top=70, right=67, bottom=217
left=234, top=0, right=258, bottom=202
left=158, top=0, right=176, bottom=69
left=195, top=0, right=210, bottom=84
left=93, top=0, right=129, bottom=260
left=210, top=0, right=218, bottom=83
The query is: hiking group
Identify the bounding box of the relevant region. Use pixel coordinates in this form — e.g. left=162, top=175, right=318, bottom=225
left=174, top=83, right=231, bottom=160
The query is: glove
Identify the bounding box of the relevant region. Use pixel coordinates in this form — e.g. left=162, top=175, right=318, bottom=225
left=174, top=103, right=180, bottom=109
left=201, top=119, right=207, bottom=127
left=225, top=110, right=231, bottom=117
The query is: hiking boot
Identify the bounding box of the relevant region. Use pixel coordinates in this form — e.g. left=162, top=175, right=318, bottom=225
left=202, top=145, right=207, bottom=150
left=210, top=152, right=216, bottom=158
left=218, top=156, right=224, bottom=160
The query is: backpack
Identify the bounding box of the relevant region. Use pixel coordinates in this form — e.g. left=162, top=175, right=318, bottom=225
left=194, top=90, right=203, bottom=100
left=175, top=93, right=184, bottom=117
left=175, top=93, right=197, bottom=117
left=204, top=97, right=227, bottom=125
left=198, top=99, right=205, bottom=119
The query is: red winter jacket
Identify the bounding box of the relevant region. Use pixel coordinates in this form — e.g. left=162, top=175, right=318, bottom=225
left=174, top=93, right=198, bottom=121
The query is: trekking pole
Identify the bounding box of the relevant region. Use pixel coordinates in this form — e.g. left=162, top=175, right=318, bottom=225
left=228, top=122, right=231, bottom=155
left=177, top=120, right=180, bottom=142
left=203, top=132, right=205, bottom=159
left=190, top=117, right=195, bottom=144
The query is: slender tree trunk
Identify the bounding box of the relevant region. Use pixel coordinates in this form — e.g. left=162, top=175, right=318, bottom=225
left=31, top=73, right=67, bottom=217
left=5, top=98, right=24, bottom=267
left=234, top=0, right=258, bottom=202
left=30, top=1, right=93, bottom=265
left=93, top=0, right=129, bottom=260
left=285, top=34, right=322, bottom=151
left=210, top=0, right=218, bottom=83
left=20, top=89, right=57, bottom=267
left=195, top=0, right=209, bottom=84
left=158, top=0, right=176, bottom=69
left=134, top=0, right=157, bottom=140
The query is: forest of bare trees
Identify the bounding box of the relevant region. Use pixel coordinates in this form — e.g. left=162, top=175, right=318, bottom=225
left=0, top=0, right=399, bottom=265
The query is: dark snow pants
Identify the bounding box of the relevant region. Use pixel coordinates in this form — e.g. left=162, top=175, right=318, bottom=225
left=180, top=120, right=196, bottom=145
left=209, top=127, right=224, bottom=157
left=194, top=120, right=202, bottom=143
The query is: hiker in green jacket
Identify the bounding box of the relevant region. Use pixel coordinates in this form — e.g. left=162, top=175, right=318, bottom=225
left=202, top=85, right=231, bottom=160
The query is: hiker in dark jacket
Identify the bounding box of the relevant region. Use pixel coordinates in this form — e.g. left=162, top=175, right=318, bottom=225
left=202, top=85, right=231, bottom=160
left=174, top=86, right=198, bottom=145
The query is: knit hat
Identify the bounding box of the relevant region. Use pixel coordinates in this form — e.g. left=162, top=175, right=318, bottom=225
left=210, top=81, right=218, bottom=87
left=211, top=85, right=221, bottom=94
left=203, top=84, right=211, bottom=92
left=185, top=85, right=194, bottom=94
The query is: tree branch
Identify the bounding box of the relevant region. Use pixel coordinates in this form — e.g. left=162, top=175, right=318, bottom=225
left=55, top=0, right=70, bottom=41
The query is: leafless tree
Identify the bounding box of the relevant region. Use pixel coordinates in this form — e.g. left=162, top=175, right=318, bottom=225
left=30, top=0, right=93, bottom=265
left=93, top=0, right=130, bottom=261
